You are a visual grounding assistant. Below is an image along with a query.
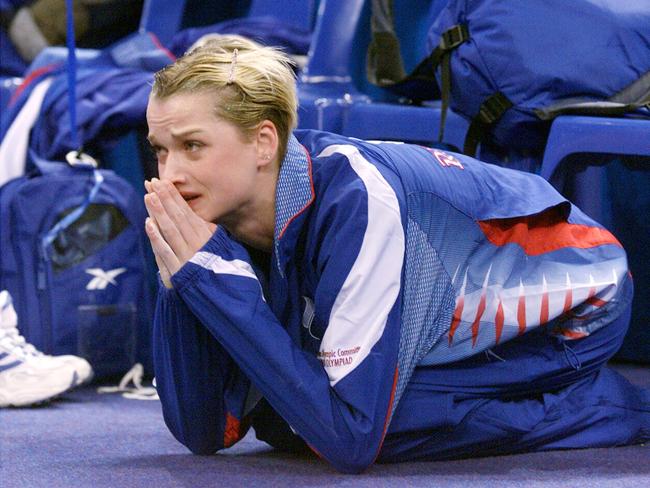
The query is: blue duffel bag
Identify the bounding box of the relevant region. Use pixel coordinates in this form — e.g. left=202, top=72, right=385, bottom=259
left=368, top=0, right=650, bottom=155
left=0, top=155, right=154, bottom=378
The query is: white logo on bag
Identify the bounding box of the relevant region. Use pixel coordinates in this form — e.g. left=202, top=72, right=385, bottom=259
left=85, top=268, right=127, bottom=290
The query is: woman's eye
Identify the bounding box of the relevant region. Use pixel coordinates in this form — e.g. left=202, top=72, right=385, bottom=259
left=185, top=141, right=202, bottom=151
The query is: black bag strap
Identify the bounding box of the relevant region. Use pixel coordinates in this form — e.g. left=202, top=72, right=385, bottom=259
left=436, top=24, right=469, bottom=141
left=367, top=0, right=470, bottom=147
left=463, top=72, right=650, bottom=158
left=534, top=70, right=650, bottom=120
left=610, top=70, right=650, bottom=106
left=463, top=92, right=513, bottom=157
left=367, top=0, right=469, bottom=102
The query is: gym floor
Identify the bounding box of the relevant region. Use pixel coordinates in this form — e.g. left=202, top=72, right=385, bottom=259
left=2, top=362, right=648, bottom=488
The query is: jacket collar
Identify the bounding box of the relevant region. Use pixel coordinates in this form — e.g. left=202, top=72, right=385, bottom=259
left=273, top=134, right=315, bottom=276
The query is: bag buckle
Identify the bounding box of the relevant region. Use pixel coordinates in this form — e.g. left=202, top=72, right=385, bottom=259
left=440, top=24, right=469, bottom=51
left=478, top=92, right=513, bottom=125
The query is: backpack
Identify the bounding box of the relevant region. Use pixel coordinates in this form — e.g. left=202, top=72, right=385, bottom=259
left=368, top=0, right=650, bottom=155
left=0, top=155, right=154, bottom=378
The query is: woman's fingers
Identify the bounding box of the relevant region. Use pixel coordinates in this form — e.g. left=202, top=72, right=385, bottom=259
left=145, top=217, right=179, bottom=287
left=143, top=181, right=157, bottom=224
left=161, top=177, right=212, bottom=242
left=144, top=190, right=190, bottom=260
left=151, top=178, right=214, bottom=257
left=143, top=178, right=216, bottom=277
left=144, top=179, right=185, bottom=287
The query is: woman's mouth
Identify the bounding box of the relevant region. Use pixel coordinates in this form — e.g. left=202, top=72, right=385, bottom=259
left=181, top=193, right=200, bottom=207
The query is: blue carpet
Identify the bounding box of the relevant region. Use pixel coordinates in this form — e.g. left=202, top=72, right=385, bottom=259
left=1, top=363, right=648, bottom=488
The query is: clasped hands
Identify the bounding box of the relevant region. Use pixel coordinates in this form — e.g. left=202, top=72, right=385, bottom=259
left=144, top=179, right=216, bottom=288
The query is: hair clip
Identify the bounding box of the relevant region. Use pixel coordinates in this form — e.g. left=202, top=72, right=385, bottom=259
left=227, top=48, right=238, bottom=85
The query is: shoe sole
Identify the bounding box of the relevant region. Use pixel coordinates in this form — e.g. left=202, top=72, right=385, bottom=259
left=0, top=372, right=77, bottom=408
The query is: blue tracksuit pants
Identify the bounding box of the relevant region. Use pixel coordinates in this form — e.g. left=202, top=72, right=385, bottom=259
left=380, top=302, right=650, bottom=462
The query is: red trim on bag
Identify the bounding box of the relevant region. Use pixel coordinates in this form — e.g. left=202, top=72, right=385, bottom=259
left=9, top=64, right=60, bottom=106
left=147, top=32, right=176, bottom=61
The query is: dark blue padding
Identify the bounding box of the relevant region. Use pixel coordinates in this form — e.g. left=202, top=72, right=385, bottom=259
left=300, top=0, right=365, bottom=83
left=139, top=0, right=319, bottom=47
left=248, top=0, right=318, bottom=31
left=342, top=100, right=468, bottom=151
left=540, top=115, right=650, bottom=363
left=296, top=0, right=369, bottom=132
left=540, top=116, right=650, bottom=182
left=139, top=0, right=187, bottom=46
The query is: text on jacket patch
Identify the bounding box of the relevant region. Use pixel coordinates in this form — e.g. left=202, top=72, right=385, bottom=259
left=317, top=346, right=361, bottom=367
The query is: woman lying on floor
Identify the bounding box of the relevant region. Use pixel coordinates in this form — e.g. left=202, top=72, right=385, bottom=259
left=142, top=35, right=649, bottom=474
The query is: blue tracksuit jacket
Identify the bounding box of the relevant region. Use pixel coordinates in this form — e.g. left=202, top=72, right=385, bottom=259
left=153, top=130, right=644, bottom=473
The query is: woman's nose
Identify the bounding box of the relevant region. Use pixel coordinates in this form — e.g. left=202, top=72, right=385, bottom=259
left=158, top=152, right=187, bottom=184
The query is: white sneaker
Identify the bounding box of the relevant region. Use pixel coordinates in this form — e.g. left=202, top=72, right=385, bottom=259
left=0, top=290, right=94, bottom=386
left=0, top=290, right=93, bottom=407
left=23, top=350, right=94, bottom=387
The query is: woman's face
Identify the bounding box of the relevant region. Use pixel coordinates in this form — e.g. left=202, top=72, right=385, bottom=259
left=146, top=91, right=261, bottom=225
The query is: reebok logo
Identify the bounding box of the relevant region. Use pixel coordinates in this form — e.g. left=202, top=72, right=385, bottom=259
left=85, top=268, right=127, bottom=290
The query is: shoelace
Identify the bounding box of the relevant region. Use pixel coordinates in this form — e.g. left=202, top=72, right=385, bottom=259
left=0, top=291, right=42, bottom=359
left=97, top=363, right=159, bottom=401
left=0, top=327, right=40, bottom=359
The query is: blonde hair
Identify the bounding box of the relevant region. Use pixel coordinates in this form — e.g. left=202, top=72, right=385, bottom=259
left=151, top=35, right=298, bottom=159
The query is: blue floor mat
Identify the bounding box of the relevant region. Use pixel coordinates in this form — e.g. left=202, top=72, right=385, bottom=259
left=1, top=363, right=648, bottom=487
